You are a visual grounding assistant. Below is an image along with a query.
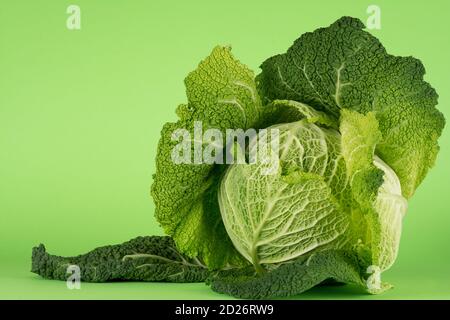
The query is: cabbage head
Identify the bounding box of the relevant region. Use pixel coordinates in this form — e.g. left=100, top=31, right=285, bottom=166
left=219, top=110, right=408, bottom=275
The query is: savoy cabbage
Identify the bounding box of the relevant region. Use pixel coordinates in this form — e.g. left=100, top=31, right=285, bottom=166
left=33, top=17, right=445, bottom=299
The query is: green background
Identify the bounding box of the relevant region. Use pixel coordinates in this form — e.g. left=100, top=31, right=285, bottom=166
left=1, top=0, right=449, bottom=299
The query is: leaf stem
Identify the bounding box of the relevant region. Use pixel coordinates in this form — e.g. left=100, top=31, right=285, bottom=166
left=250, top=246, right=265, bottom=275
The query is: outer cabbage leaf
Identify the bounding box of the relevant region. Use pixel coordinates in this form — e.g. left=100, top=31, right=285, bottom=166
left=371, top=156, right=407, bottom=270
left=32, top=236, right=209, bottom=283
left=210, top=250, right=365, bottom=299
left=340, top=109, right=383, bottom=206
left=151, top=46, right=263, bottom=269
left=257, top=16, right=445, bottom=198
left=340, top=109, right=407, bottom=271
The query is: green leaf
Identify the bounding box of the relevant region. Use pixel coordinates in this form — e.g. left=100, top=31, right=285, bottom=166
left=369, top=157, right=408, bottom=270
left=151, top=46, right=262, bottom=269
left=210, top=250, right=366, bottom=299
left=31, top=236, right=209, bottom=282
left=340, top=109, right=407, bottom=271
left=268, top=100, right=338, bottom=129
left=340, top=109, right=383, bottom=205
left=257, top=16, right=445, bottom=198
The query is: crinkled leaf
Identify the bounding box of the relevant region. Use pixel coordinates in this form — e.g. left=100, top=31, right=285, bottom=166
left=370, top=157, right=408, bottom=270
left=257, top=16, right=445, bottom=198
left=210, top=250, right=366, bottom=299
left=268, top=100, right=338, bottom=128
left=340, top=109, right=383, bottom=205
left=340, top=109, right=407, bottom=271
left=32, top=236, right=209, bottom=282
left=151, top=46, right=262, bottom=269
